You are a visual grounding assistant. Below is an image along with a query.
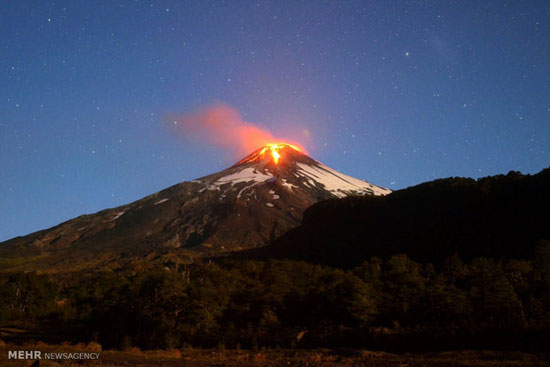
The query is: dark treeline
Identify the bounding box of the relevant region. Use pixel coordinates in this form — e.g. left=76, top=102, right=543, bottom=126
left=1, top=243, right=550, bottom=352
left=251, top=169, right=550, bottom=267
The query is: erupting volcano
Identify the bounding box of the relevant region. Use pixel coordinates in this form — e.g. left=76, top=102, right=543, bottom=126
left=234, top=143, right=304, bottom=166
left=0, top=145, right=391, bottom=273
left=259, top=143, right=303, bottom=165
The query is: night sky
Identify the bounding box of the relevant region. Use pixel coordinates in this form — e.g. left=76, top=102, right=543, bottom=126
left=1, top=1, right=549, bottom=241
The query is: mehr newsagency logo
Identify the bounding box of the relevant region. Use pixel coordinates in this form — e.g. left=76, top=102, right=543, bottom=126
left=8, top=350, right=100, bottom=360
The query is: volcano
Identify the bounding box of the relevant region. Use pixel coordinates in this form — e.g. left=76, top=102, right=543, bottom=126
left=0, top=144, right=390, bottom=273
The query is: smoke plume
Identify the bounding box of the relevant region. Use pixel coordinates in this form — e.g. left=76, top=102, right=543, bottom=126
left=171, top=103, right=306, bottom=155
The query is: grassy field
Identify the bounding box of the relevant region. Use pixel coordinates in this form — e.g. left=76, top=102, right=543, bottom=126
left=0, top=341, right=549, bottom=367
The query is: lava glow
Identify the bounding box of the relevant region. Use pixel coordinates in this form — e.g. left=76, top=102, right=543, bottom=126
left=271, top=149, right=280, bottom=164
left=260, top=143, right=301, bottom=164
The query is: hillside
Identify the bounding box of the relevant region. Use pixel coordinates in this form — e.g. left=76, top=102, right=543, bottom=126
left=241, top=168, right=550, bottom=268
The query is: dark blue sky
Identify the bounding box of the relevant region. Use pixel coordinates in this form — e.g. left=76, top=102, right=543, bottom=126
left=1, top=1, right=549, bottom=241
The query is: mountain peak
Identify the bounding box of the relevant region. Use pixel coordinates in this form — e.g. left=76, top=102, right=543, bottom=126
left=214, top=144, right=390, bottom=199
left=233, top=143, right=306, bottom=167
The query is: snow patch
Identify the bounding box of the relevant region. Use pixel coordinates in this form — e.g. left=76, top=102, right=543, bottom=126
left=111, top=211, right=126, bottom=220
left=154, top=198, right=169, bottom=205
left=280, top=179, right=298, bottom=191
left=265, top=202, right=274, bottom=207
left=215, top=167, right=274, bottom=186
left=213, top=167, right=276, bottom=199
left=199, top=185, right=221, bottom=193
left=296, top=162, right=391, bottom=197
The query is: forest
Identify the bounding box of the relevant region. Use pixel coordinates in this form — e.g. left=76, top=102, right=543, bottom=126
left=1, top=245, right=549, bottom=352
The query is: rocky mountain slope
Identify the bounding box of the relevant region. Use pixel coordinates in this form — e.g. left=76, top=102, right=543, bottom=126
left=0, top=144, right=389, bottom=272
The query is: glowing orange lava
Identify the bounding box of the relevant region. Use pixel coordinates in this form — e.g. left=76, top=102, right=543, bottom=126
left=260, top=143, right=301, bottom=164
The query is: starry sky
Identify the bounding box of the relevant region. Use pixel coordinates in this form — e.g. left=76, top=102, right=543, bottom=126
left=1, top=1, right=549, bottom=241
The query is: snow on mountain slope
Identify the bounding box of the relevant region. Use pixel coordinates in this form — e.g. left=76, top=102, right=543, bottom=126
left=295, top=162, right=391, bottom=197
left=214, top=167, right=274, bottom=186
left=195, top=145, right=390, bottom=199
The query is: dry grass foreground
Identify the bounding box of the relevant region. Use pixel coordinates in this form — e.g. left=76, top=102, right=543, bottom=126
left=0, top=341, right=549, bottom=367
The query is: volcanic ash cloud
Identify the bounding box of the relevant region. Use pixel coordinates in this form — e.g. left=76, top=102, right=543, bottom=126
left=170, top=103, right=305, bottom=156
